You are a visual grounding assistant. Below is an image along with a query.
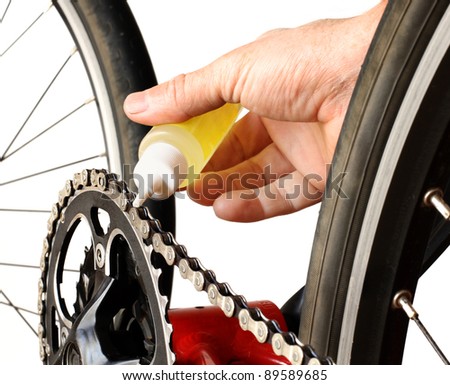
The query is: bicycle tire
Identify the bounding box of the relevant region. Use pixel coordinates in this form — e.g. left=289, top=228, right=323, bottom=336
left=54, top=0, right=175, bottom=235
left=0, top=0, right=175, bottom=364
left=300, top=0, right=450, bottom=364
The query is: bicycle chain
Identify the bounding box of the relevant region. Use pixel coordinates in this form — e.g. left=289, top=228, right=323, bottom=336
left=38, top=169, right=332, bottom=365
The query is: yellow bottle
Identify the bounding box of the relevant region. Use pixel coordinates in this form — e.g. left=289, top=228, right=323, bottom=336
left=133, top=103, right=241, bottom=204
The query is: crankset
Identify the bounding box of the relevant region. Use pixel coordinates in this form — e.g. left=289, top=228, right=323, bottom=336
left=38, top=170, right=172, bottom=364
left=38, top=169, right=331, bottom=365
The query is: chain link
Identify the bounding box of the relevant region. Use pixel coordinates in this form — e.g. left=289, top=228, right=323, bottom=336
left=39, top=169, right=332, bottom=365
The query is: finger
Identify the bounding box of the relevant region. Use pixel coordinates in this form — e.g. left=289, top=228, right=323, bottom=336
left=187, top=142, right=295, bottom=206
left=202, top=112, right=273, bottom=173
left=211, top=170, right=322, bottom=222
left=263, top=118, right=341, bottom=194
left=123, top=58, right=237, bottom=125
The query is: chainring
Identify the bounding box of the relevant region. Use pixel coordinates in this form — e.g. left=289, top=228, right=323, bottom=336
left=38, top=170, right=173, bottom=364
left=39, top=169, right=331, bottom=365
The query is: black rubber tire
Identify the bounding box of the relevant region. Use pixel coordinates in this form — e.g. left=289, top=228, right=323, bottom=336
left=54, top=0, right=175, bottom=235
left=300, top=0, right=450, bottom=364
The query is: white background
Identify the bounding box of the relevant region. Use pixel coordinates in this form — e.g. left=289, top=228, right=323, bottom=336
left=1, top=0, right=449, bottom=368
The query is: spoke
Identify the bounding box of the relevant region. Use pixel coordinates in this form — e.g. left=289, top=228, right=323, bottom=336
left=0, top=290, right=37, bottom=337
left=0, top=153, right=106, bottom=187
left=0, top=4, right=52, bottom=57
left=1, top=48, right=77, bottom=161
left=0, top=301, right=39, bottom=316
left=394, top=291, right=450, bottom=365
left=0, top=208, right=51, bottom=213
left=0, top=262, right=78, bottom=273
left=1, top=97, right=95, bottom=161
left=0, top=0, right=11, bottom=23
left=412, top=317, right=450, bottom=365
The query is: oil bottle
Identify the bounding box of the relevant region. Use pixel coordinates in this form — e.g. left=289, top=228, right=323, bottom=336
left=133, top=103, right=241, bottom=205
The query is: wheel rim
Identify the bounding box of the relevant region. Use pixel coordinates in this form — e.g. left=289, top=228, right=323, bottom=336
left=338, top=6, right=450, bottom=364
left=0, top=0, right=120, bottom=363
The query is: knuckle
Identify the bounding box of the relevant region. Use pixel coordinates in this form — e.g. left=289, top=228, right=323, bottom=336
left=164, top=73, right=192, bottom=117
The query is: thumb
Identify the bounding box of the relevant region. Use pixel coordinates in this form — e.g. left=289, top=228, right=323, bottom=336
left=124, top=63, right=234, bottom=126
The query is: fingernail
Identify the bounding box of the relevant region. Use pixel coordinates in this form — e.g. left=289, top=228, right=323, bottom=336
left=124, top=92, right=148, bottom=114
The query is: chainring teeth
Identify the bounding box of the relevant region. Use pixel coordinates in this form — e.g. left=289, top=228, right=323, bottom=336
left=39, top=168, right=330, bottom=366
left=39, top=169, right=174, bottom=365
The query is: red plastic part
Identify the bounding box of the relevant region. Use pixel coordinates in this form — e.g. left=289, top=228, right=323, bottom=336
left=169, top=301, right=290, bottom=365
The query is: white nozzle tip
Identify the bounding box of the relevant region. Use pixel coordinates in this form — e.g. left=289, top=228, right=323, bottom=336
left=133, top=142, right=188, bottom=201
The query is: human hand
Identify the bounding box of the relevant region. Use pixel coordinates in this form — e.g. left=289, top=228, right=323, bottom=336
left=124, top=1, right=387, bottom=222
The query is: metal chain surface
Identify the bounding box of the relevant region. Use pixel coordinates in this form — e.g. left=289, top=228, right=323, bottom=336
left=38, top=169, right=333, bottom=365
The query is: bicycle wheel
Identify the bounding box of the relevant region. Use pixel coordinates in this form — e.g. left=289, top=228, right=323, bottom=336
left=0, top=0, right=174, bottom=364
left=300, top=0, right=450, bottom=364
